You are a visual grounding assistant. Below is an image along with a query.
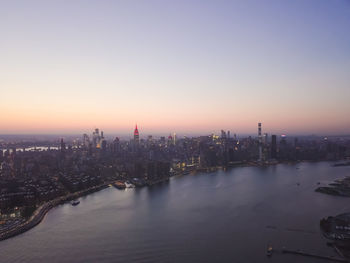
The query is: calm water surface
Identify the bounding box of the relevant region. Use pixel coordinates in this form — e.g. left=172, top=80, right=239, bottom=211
left=1, top=162, right=350, bottom=262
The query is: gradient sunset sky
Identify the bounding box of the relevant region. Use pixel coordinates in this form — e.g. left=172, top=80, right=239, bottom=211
left=1, top=0, right=350, bottom=136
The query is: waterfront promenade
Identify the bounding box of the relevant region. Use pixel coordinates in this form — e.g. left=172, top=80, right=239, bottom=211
left=0, top=183, right=110, bottom=241
left=0, top=175, right=172, bottom=242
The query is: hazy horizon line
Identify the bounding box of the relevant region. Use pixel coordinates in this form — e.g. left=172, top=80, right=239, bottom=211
left=1, top=132, right=350, bottom=139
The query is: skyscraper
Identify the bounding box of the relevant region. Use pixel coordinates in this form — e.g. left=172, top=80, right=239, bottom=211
left=134, top=124, right=140, bottom=143
left=168, top=134, right=173, bottom=145
left=60, top=138, right=66, bottom=158
left=271, top=135, right=277, bottom=159
left=60, top=138, right=66, bottom=152
left=101, top=139, right=107, bottom=152
left=263, top=133, right=268, bottom=145
left=221, top=130, right=226, bottom=139
left=92, top=128, right=100, bottom=148
left=112, top=137, right=120, bottom=153
left=83, top=133, right=89, bottom=148
left=258, top=123, right=262, bottom=161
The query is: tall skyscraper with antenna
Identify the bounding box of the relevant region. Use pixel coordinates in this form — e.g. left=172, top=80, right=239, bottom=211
left=258, top=123, right=262, bottom=162
left=134, top=124, right=140, bottom=143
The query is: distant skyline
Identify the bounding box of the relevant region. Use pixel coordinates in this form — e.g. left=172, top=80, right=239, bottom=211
left=1, top=0, right=350, bottom=135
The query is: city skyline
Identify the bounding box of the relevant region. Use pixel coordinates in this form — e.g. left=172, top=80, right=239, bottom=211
left=0, top=123, right=347, bottom=140
left=2, top=1, right=350, bottom=262
left=1, top=0, right=350, bottom=135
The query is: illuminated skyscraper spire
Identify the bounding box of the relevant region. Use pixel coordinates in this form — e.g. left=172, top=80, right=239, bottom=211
left=134, top=124, right=139, bottom=143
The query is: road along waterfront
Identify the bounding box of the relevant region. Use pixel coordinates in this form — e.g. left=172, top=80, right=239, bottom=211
left=0, top=183, right=110, bottom=241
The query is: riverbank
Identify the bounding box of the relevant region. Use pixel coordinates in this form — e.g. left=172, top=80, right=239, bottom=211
left=315, top=176, right=350, bottom=197
left=0, top=173, right=177, bottom=242
left=0, top=161, right=346, bottom=263
left=0, top=183, right=111, bottom=242
left=0, top=159, right=345, bottom=242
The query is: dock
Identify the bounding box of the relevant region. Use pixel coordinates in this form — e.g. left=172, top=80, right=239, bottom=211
left=333, top=245, right=347, bottom=259
left=282, top=248, right=348, bottom=262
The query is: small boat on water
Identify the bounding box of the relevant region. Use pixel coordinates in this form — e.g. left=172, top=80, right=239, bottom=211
left=113, top=181, right=126, bottom=189
left=125, top=182, right=135, bottom=188
left=71, top=200, right=80, bottom=206
left=266, top=244, right=273, bottom=257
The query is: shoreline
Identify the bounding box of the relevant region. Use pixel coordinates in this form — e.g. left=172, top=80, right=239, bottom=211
left=0, top=183, right=111, bottom=242
left=315, top=176, right=350, bottom=197
left=0, top=159, right=344, bottom=242
left=0, top=175, right=172, bottom=242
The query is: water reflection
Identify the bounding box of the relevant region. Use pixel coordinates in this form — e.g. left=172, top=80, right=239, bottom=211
left=0, top=162, right=349, bottom=263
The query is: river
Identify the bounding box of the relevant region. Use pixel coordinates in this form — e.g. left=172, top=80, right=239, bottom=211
left=0, top=162, right=349, bottom=262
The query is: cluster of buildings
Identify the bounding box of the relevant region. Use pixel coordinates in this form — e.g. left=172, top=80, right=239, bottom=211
left=0, top=124, right=349, bottom=219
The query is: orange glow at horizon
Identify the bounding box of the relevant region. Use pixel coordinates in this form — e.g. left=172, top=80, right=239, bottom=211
left=1, top=103, right=349, bottom=135
left=1, top=1, right=349, bottom=136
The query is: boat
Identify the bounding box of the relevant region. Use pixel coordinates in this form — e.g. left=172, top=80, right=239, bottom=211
left=125, top=182, right=135, bottom=188
left=113, top=181, right=126, bottom=189
left=266, top=245, right=273, bottom=257
left=71, top=200, right=80, bottom=206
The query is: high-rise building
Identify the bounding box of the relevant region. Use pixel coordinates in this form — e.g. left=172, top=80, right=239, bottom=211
left=263, top=133, right=268, bottom=145
left=92, top=128, right=101, bottom=148
left=271, top=135, right=277, bottom=159
left=221, top=130, right=226, bottom=139
left=258, top=123, right=262, bottom=161
left=160, top=136, right=166, bottom=145
left=134, top=124, right=140, bottom=143
left=60, top=138, right=66, bottom=156
left=112, top=137, right=120, bottom=153
left=83, top=134, right=89, bottom=148
left=280, top=135, right=287, bottom=147
left=101, top=139, right=107, bottom=152
left=168, top=134, right=173, bottom=145
left=294, top=137, right=298, bottom=148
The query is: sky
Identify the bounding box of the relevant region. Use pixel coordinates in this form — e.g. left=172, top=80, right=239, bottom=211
left=0, top=0, right=350, bottom=137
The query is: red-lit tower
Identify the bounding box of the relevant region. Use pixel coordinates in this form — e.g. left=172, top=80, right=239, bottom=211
left=134, top=124, right=139, bottom=143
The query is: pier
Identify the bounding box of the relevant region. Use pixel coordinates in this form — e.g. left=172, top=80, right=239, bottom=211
left=282, top=248, right=348, bottom=262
